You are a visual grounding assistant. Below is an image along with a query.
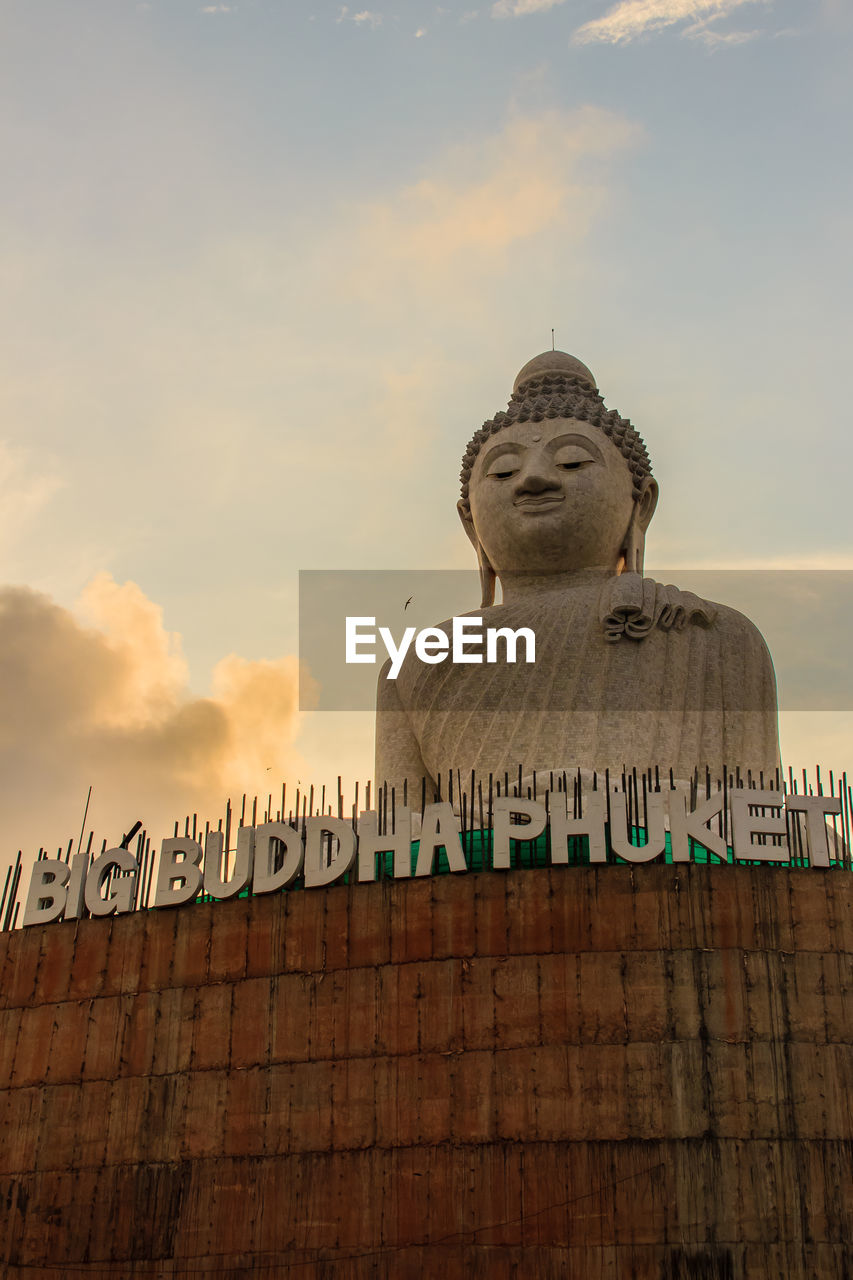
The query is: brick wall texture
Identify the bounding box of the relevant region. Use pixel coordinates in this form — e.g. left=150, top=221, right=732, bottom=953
left=0, top=863, right=851, bottom=1279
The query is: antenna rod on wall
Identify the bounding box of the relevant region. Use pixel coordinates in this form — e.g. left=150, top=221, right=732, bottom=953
left=77, top=785, right=92, bottom=856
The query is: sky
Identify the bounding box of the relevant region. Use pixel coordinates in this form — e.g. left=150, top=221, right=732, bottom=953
left=1, top=0, right=852, bottom=866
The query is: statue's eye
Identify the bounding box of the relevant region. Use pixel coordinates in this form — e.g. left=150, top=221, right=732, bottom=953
left=554, top=446, right=594, bottom=470
left=487, top=456, right=520, bottom=479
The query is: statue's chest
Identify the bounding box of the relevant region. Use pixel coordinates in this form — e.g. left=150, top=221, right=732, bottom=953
left=399, top=593, right=699, bottom=723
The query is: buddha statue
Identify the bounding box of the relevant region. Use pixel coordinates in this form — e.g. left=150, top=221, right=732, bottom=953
left=375, top=350, right=781, bottom=804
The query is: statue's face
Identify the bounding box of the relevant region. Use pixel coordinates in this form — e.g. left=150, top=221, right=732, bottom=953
left=466, top=418, right=637, bottom=574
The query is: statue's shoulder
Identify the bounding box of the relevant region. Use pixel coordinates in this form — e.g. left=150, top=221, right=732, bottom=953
left=701, top=596, right=760, bottom=632
left=601, top=573, right=710, bottom=642
left=697, top=595, right=774, bottom=661
left=629, top=576, right=774, bottom=668
left=601, top=573, right=769, bottom=652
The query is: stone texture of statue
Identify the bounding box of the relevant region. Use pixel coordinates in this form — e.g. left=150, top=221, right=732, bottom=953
left=375, top=351, right=781, bottom=803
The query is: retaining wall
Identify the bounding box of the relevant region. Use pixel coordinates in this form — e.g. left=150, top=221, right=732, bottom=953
left=1, top=864, right=851, bottom=1278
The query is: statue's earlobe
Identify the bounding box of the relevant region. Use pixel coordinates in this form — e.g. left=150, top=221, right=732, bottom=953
left=477, top=551, right=497, bottom=609
left=620, top=478, right=659, bottom=577
left=622, top=518, right=645, bottom=576
left=457, top=500, right=496, bottom=608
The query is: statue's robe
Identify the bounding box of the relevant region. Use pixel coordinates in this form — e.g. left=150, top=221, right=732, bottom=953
left=375, top=574, right=781, bottom=803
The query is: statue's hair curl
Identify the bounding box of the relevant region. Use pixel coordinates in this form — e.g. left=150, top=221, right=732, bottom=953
left=459, top=373, right=652, bottom=513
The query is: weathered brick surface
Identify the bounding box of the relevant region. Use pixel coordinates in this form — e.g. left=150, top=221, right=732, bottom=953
left=119, top=988, right=159, bottom=1078
left=67, top=917, right=109, bottom=999
left=44, top=995, right=89, bottom=1082
left=1, top=924, right=41, bottom=1008
left=190, top=982, right=231, bottom=1070
left=229, top=974, right=271, bottom=1068
left=10, top=1003, right=56, bottom=1088
left=431, top=873, right=476, bottom=958
left=151, top=985, right=195, bottom=1075
left=104, top=908, right=146, bottom=995
left=0, top=1005, right=22, bottom=1082
left=36, top=921, right=75, bottom=1004
left=138, top=907, right=177, bottom=990
left=0, top=864, right=851, bottom=1278
left=81, top=993, right=126, bottom=1080
left=172, top=905, right=211, bottom=988
left=207, top=896, right=249, bottom=984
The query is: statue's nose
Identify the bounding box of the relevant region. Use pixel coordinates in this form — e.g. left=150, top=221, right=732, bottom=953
left=514, top=458, right=560, bottom=494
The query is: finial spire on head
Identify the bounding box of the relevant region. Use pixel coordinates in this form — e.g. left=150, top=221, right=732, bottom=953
left=512, top=349, right=597, bottom=397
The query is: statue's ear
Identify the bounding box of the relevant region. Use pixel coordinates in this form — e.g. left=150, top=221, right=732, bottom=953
left=457, top=500, right=496, bottom=608
left=457, top=499, right=479, bottom=550
left=621, top=478, right=659, bottom=576
left=637, top=476, right=659, bottom=531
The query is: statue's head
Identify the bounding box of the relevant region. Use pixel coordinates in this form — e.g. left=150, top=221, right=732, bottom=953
left=458, top=351, right=659, bottom=605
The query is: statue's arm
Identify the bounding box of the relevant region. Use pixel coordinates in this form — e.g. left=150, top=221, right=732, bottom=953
left=374, top=658, right=437, bottom=811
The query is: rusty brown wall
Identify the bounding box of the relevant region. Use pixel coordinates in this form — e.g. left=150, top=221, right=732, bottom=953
left=0, top=864, right=851, bottom=1280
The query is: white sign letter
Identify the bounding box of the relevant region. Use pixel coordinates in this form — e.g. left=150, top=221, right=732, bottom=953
left=416, top=802, right=467, bottom=876
left=154, top=837, right=204, bottom=908
left=609, top=790, right=667, bottom=863
left=22, top=859, right=69, bottom=928
left=304, top=817, right=357, bottom=888
left=65, top=853, right=89, bottom=920
left=785, top=794, right=843, bottom=868
left=85, top=848, right=138, bottom=917
left=730, top=789, right=789, bottom=862
left=668, top=789, right=728, bottom=864
left=549, top=790, right=608, bottom=864
left=493, top=797, right=547, bottom=870
left=357, top=808, right=412, bottom=881
left=253, top=822, right=304, bottom=894
left=204, top=826, right=254, bottom=899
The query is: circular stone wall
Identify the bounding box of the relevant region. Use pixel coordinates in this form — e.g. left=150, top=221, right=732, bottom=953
left=0, top=862, right=851, bottom=1278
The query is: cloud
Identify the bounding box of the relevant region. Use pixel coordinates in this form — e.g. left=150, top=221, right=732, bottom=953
left=351, top=107, right=638, bottom=286
left=0, top=576, right=309, bottom=860
left=75, top=574, right=189, bottom=729
left=688, top=25, right=760, bottom=45
left=492, top=0, right=565, bottom=15
left=337, top=6, right=383, bottom=25
left=573, top=0, right=768, bottom=45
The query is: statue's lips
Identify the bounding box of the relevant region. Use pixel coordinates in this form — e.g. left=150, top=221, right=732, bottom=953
left=513, top=494, right=565, bottom=511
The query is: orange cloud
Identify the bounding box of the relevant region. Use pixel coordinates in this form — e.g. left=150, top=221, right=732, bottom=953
left=352, top=108, right=639, bottom=286
left=0, top=576, right=307, bottom=864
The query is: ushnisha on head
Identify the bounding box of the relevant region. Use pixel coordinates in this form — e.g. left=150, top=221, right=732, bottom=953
left=458, top=351, right=659, bottom=607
